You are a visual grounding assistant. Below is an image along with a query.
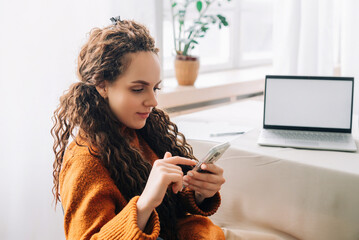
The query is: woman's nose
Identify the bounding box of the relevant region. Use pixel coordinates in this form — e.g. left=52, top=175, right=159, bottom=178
left=144, top=91, right=158, bottom=107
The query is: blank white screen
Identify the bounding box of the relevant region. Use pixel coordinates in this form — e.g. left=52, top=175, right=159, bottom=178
left=264, top=78, right=353, bottom=129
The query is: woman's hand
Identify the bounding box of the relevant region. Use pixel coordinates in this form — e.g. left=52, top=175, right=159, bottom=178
left=182, top=163, right=225, bottom=204
left=137, top=152, right=196, bottom=230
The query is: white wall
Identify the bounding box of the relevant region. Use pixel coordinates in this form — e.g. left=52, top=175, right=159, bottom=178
left=0, top=1, right=156, bottom=239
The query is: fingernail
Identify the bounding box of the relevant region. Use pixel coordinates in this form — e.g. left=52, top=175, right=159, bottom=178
left=183, top=181, right=189, bottom=186
left=188, top=172, right=193, bottom=177
left=201, top=164, right=206, bottom=169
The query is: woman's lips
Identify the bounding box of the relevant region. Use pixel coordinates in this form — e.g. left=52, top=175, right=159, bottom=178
left=137, top=112, right=150, bottom=119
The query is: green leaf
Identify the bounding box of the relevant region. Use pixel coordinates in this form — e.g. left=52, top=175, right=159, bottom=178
left=217, top=14, right=225, bottom=21
left=219, top=23, right=222, bottom=29
left=201, top=26, right=209, bottom=32
left=172, top=2, right=177, bottom=8
left=217, top=14, right=229, bottom=26
left=196, top=1, right=203, bottom=12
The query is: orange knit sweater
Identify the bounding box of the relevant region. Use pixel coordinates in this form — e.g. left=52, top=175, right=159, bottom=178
left=59, top=128, right=225, bottom=240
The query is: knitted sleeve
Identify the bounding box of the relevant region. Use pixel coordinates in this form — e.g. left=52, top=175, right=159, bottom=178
left=59, top=151, right=160, bottom=240
left=177, top=187, right=221, bottom=216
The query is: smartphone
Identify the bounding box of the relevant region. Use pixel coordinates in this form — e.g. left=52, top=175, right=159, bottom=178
left=192, top=141, right=231, bottom=172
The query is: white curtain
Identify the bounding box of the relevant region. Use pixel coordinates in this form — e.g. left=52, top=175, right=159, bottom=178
left=0, top=1, right=157, bottom=239
left=273, top=0, right=359, bottom=114
left=273, top=0, right=336, bottom=76
left=341, top=0, right=359, bottom=115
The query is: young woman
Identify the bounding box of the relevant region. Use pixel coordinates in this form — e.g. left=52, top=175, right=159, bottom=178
left=51, top=18, right=225, bottom=240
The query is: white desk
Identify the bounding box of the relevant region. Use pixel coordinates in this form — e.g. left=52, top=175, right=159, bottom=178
left=172, top=100, right=359, bottom=240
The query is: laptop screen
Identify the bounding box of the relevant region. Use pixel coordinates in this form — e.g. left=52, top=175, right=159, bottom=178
left=264, top=75, right=354, bottom=132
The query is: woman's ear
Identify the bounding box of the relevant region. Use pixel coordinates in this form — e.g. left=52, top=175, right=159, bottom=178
left=95, top=81, right=108, bottom=99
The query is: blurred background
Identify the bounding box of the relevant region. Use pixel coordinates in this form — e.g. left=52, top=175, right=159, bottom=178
left=1, top=0, right=359, bottom=239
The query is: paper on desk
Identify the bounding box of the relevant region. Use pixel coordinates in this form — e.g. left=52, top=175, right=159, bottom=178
left=174, top=120, right=253, bottom=142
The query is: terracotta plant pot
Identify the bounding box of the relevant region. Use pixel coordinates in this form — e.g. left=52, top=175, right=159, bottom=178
left=174, top=55, right=200, bottom=86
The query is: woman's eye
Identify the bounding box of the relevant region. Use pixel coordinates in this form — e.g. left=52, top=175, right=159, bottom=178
left=132, top=88, right=143, bottom=92
left=154, top=87, right=161, bottom=92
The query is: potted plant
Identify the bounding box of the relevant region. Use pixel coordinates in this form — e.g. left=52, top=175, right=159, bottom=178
left=170, top=0, right=231, bottom=86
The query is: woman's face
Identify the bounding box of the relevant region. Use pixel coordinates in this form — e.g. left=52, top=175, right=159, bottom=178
left=97, top=51, right=161, bottom=129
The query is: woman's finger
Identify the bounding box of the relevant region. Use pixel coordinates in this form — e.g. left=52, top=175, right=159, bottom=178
left=161, top=156, right=197, bottom=166
left=163, top=172, right=185, bottom=193
left=164, top=152, right=172, bottom=159
left=183, top=177, right=220, bottom=192
left=171, top=181, right=183, bottom=193
left=184, top=170, right=225, bottom=185
left=183, top=183, right=214, bottom=198
left=158, top=162, right=184, bottom=173
left=200, top=163, right=224, bottom=175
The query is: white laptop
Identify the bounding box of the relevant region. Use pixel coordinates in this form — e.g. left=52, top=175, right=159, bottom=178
left=257, top=75, right=357, bottom=152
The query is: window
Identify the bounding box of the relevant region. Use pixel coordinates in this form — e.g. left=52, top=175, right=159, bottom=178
left=160, top=0, right=274, bottom=77
left=239, top=0, right=274, bottom=67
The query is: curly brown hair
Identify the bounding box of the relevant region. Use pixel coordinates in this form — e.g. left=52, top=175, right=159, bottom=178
left=51, top=20, right=196, bottom=239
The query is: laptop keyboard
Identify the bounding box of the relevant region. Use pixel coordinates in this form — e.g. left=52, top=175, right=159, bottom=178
left=262, top=129, right=351, bottom=143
